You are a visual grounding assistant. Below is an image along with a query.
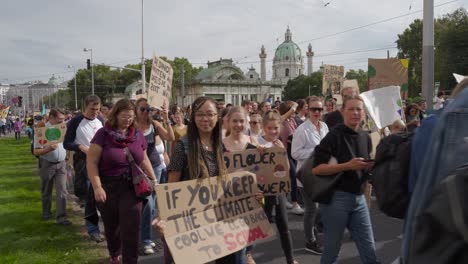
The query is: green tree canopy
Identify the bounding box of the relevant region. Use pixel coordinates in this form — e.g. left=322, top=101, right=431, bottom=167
left=62, top=57, right=203, bottom=110
left=397, top=8, right=468, bottom=97
left=282, top=72, right=323, bottom=101
left=345, top=69, right=368, bottom=93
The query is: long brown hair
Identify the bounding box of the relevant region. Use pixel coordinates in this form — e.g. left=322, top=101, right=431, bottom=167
left=187, top=96, right=227, bottom=180
left=106, top=99, right=137, bottom=129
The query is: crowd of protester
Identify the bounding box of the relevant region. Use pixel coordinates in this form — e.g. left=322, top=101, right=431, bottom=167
left=22, top=78, right=468, bottom=264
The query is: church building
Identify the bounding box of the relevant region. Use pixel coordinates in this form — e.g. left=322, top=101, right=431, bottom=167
left=175, top=27, right=314, bottom=105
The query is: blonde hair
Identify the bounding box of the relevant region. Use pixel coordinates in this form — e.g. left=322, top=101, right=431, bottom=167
left=262, top=110, right=281, bottom=125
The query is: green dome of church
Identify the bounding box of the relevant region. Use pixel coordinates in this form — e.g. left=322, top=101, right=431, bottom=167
left=273, top=27, right=302, bottom=62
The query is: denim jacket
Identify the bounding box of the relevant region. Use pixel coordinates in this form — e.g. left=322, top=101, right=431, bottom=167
left=403, top=88, right=468, bottom=262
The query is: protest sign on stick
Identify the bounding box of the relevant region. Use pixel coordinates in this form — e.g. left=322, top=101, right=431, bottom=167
left=368, top=58, right=408, bottom=98
left=147, top=54, right=174, bottom=108
left=322, top=64, right=345, bottom=96
left=0, top=106, right=10, bottom=119
left=156, top=171, right=275, bottom=264
left=34, top=123, right=67, bottom=147
left=360, top=86, right=403, bottom=129
left=223, top=147, right=290, bottom=196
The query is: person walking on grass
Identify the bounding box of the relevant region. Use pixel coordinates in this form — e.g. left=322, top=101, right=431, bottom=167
left=14, top=118, right=22, bottom=140
left=63, top=95, right=104, bottom=243
left=33, top=108, right=71, bottom=225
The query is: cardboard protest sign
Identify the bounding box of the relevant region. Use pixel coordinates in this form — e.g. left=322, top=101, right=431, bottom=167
left=223, top=147, right=290, bottom=196
left=360, top=86, right=403, bottom=129
left=148, top=55, right=173, bottom=108
left=34, top=123, right=67, bottom=147
left=155, top=171, right=275, bottom=264
left=368, top=58, right=408, bottom=98
left=0, top=106, right=10, bottom=119
left=322, top=64, right=345, bottom=96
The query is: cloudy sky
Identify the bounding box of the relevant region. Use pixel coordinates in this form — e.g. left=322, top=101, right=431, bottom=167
left=0, top=0, right=465, bottom=84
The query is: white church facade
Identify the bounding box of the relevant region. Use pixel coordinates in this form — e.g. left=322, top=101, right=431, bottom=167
left=175, top=27, right=315, bottom=105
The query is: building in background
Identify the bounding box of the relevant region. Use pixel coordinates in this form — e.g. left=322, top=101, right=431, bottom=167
left=175, top=27, right=314, bottom=105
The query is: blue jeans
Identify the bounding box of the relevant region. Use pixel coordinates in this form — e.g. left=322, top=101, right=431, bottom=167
left=140, top=164, right=166, bottom=245
left=320, top=191, right=378, bottom=264
left=140, top=193, right=156, bottom=245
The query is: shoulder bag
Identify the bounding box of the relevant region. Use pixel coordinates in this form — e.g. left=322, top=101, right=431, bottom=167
left=125, top=147, right=153, bottom=198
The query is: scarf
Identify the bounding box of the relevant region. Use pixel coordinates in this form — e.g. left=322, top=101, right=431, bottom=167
left=104, top=123, right=137, bottom=148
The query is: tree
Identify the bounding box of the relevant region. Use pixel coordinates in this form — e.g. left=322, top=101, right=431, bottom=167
left=282, top=72, right=323, bottom=101
left=66, top=57, right=203, bottom=110
left=397, top=8, right=468, bottom=97
left=345, top=69, right=368, bottom=93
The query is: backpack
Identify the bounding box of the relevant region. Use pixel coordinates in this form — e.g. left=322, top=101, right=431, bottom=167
left=371, top=132, right=414, bottom=219
left=408, top=163, right=468, bottom=263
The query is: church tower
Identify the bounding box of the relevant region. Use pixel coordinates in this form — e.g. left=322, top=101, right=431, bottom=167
left=259, top=45, right=267, bottom=81
left=306, top=43, right=314, bottom=76
left=272, top=27, right=304, bottom=84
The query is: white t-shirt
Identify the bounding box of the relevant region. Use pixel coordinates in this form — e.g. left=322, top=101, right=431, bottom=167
left=256, top=136, right=274, bottom=148
left=74, top=118, right=103, bottom=148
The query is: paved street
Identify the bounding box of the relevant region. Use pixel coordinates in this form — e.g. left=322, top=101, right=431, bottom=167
left=139, top=199, right=403, bottom=264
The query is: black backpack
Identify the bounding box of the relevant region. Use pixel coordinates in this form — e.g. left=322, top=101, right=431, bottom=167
left=408, top=163, right=468, bottom=263
left=371, top=132, right=414, bottom=219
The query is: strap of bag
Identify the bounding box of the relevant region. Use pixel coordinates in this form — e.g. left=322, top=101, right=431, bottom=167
left=343, top=133, right=368, bottom=179
left=446, top=174, right=468, bottom=243
left=124, top=147, right=135, bottom=164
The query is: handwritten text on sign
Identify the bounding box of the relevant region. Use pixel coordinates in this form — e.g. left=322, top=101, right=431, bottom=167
left=34, top=123, right=67, bottom=147
left=156, top=172, right=275, bottom=264
left=224, top=147, right=291, bottom=196
left=148, top=55, right=173, bottom=107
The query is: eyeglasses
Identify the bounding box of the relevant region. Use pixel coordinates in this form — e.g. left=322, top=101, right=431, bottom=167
left=139, top=107, right=152, bottom=112
left=309, top=107, right=324, bottom=112
left=249, top=121, right=260, bottom=125
left=195, top=112, right=217, bottom=119
left=118, top=115, right=135, bottom=121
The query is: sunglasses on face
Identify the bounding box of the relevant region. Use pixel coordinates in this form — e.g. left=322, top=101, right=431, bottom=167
left=309, top=107, right=324, bottom=112
left=139, top=107, right=152, bottom=112
left=249, top=121, right=260, bottom=125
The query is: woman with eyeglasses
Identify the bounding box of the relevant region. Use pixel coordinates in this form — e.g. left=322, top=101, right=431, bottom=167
left=87, top=99, right=158, bottom=264
left=153, top=96, right=248, bottom=264
left=291, top=97, right=329, bottom=255
left=247, top=113, right=263, bottom=137
left=135, top=98, right=175, bottom=255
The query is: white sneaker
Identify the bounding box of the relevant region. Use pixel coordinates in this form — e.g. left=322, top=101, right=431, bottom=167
left=285, top=201, right=294, bottom=209
left=150, top=241, right=156, bottom=248
left=143, top=245, right=154, bottom=255
left=291, top=205, right=304, bottom=215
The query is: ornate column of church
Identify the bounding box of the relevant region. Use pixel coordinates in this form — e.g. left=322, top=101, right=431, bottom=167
left=259, top=45, right=267, bottom=81
left=306, top=43, right=314, bottom=76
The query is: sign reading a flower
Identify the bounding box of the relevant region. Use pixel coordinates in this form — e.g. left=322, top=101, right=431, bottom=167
left=223, top=147, right=290, bottom=196
left=368, top=58, right=409, bottom=99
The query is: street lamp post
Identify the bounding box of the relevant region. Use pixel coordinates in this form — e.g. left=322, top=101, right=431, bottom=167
left=141, top=0, right=146, bottom=95
left=68, top=65, right=78, bottom=110
left=83, top=48, right=94, bottom=95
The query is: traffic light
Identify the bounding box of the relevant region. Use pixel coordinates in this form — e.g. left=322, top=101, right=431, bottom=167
left=87, top=59, right=91, bottom=70
left=18, top=96, right=23, bottom=107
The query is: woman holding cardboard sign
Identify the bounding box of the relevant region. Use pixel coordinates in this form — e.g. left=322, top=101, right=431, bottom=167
left=153, top=97, right=248, bottom=264
left=222, top=106, right=259, bottom=264
left=256, top=110, right=298, bottom=264
left=312, top=96, right=378, bottom=264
